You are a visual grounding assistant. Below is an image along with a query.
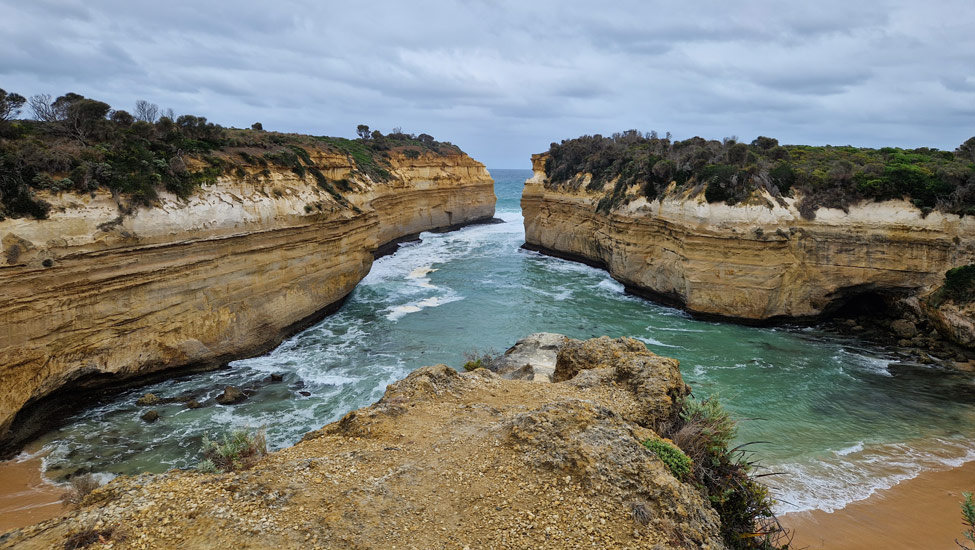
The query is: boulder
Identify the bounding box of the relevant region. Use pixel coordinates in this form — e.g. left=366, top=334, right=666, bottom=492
left=215, top=386, right=247, bottom=405
left=136, top=393, right=161, bottom=406
left=890, top=319, right=918, bottom=339
left=140, top=410, right=159, bottom=423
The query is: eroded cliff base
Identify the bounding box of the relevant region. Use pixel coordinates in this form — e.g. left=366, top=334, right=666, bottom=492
left=1, top=337, right=730, bottom=550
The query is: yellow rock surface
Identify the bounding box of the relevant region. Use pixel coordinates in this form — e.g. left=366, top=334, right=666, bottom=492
left=0, top=150, right=494, bottom=450
left=522, top=153, right=975, bottom=321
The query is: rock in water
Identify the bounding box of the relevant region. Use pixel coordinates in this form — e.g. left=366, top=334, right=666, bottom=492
left=135, top=393, right=160, bottom=406
left=215, top=386, right=247, bottom=405
left=140, top=410, right=159, bottom=423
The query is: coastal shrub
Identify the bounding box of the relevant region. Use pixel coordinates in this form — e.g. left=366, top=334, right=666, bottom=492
left=200, top=427, right=267, bottom=472
left=461, top=348, right=500, bottom=371
left=943, top=264, right=975, bottom=304
left=543, top=132, right=975, bottom=218
left=959, top=492, right=975, bottom=549
left=658, top=395, right=790, bottom=550
left=61, top=473, right=101, bottom=509
left=643, top=438, right=692, bottom=480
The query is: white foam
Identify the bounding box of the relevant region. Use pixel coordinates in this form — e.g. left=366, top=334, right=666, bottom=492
left=834, top=441, right=864, bottom=456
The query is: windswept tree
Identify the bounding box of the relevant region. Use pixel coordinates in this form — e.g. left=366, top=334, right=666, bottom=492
left=356, top=124, right=371, bottom=140
left=134, top=100, right=159, bottom=123
left=958, top=137, right=975, bottom=163
left=28, top=93, right=59, bottom=121
left=0, top=89, right=26, bottom=122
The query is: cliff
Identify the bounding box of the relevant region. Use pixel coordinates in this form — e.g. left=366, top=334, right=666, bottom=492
left=0, top=336, right=730, bottom=550
left=523, top=153, right=975, bottom=323
left=0, top=148, right=495, bottom=454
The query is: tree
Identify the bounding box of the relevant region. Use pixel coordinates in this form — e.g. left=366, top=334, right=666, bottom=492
left=751, top=136, right=779, bottom=150
left=110, top=110, right=135, bottom=126
left=957, top=137, right=975, bottom=163
left=356, top=124, right=371, bottom=140
left=29, top=94, right=58, bottom=121
left=251, top=122, right=263, bottom=131
left=0, top=89, right=26, bottom=122
left=134, top=100, right=159, bottom=123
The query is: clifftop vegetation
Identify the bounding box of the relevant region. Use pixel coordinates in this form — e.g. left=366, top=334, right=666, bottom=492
left=0, top=89, right=462, bottom=220
left=543, top=131, right=975, bottom=218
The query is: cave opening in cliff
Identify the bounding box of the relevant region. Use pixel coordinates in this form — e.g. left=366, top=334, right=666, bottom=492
left=824, top=287, right=911, bottom=321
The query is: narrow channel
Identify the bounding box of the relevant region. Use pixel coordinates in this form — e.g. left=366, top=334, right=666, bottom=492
left=20, top=169, right=975, bottom=515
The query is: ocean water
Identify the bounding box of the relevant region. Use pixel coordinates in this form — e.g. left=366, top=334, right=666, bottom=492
left=25, top=169, right=975, bottom=514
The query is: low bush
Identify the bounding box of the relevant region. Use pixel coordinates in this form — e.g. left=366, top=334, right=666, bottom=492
left=643, top=438, right=692, bottom=480
left=199, top=427, right=267, bottom=472
left=461, top=348, right=500, bottom=371
left=60, top=473, right=101, bottom=509
left=959, top=492, right=975, bottom=549
left=657, top=395, right=790, bottom=550
left=543, top=132, right=975, bottom=218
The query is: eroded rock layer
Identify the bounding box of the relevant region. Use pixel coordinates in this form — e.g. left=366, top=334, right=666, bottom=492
left=522, top=153, right=975, bottom=322
left=0, top=337, right=724, bottom=550
left=0, top=150, right=494, bottom=451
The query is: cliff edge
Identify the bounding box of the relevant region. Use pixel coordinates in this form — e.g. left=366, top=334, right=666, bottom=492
left=523, top=152, right=975, bottom=324
left=0, top=145, right=495, bottom=454
left=0, top=336, right=733, bottom=550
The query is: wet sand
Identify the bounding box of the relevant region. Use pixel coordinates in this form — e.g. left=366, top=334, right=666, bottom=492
left=781, top=460, right=975, bottom=550
left=0, top=456, right=63, bottom=534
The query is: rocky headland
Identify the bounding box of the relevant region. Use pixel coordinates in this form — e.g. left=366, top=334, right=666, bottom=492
left=0, top=336, right=751, bottom=550
left=522, top=138, right=975, bottom=363
left=0, top=140, right=495, bottom=455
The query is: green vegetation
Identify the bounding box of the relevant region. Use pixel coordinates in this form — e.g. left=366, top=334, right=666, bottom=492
left=199, top=427, right=267, bottom=472
left=928, top=264, right=975, bottom=307
left=544, top=131, right=975, bottom=218
left=461, top=348, right=500, bottom=371
left=643, top=438, right=692, bottom=480
left=959, top=492, right=975, bottom=549
left=657, top=395, right=790, bottom=550
left=0, top=89, right=462, bottom=220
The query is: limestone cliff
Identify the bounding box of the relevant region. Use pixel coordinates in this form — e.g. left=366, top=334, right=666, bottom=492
left=0, top=336, right=727, bottom=550
left=0, top=149, right=495, bottom=453
left=523, top=153, right=975, bottom=323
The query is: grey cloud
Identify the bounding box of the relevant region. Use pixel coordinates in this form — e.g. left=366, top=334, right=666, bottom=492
left=1, top=0, right=973, bottom=166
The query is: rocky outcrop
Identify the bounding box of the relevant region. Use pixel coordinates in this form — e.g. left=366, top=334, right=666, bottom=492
left=0, top=149, right=495, bottom=454
left=522, top=153, right=975, bottom=323
left=0, top=337, right=724, bottom=549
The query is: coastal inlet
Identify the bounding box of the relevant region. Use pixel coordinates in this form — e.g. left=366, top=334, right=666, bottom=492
left=15, top=169, right=975, bottom=517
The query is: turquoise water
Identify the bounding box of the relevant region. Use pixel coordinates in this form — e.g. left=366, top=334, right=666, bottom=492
left=25, top=169, right=975, bottom=513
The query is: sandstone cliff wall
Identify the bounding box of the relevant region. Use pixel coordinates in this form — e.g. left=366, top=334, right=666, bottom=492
left=0, top=150, right=494, bottom=452
left=522, top=153, right=975, bottom=322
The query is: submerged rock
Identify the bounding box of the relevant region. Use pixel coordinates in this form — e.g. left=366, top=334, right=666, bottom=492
left=139, top=410, right=159, bottom=423
left=3, top=336, right=725, bottom=549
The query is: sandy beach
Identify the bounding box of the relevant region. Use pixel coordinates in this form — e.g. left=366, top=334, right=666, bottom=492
left=782, top=460, right=975, bottom=550
left=0, top=455, right=64, bottom=534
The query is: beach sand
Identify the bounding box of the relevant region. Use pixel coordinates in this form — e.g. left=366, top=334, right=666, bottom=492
left=781, top=460, right=975, bottom=550
left=0, top=456, right=64, bottom=534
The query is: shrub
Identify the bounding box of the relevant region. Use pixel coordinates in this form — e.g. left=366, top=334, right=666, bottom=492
left=959, top=492, right=975, bottom=549
left=643, top=438, right=692, bottom=480
left=61, top=473, right=101, bottom=508
left=200, top=427, right=267, bottom=472
left=461, top=348, right=500, bottom=371
left=657, top=396, right=790, bottom=550
left=63, top=526, right=115, bottom=550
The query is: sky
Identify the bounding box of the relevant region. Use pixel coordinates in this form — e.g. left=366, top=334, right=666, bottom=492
left=2, top=0, right=974, bottom=168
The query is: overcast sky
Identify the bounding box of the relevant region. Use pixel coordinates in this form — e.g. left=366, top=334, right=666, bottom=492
left=2, top=0, right=974, bottom=167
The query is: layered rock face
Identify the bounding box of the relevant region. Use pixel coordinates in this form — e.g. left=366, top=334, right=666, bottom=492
left=522, top=153, right=975, bottom=322
left=0, top=150, right=494, bottom=452
left=1, top=336, right=725, bottom=549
